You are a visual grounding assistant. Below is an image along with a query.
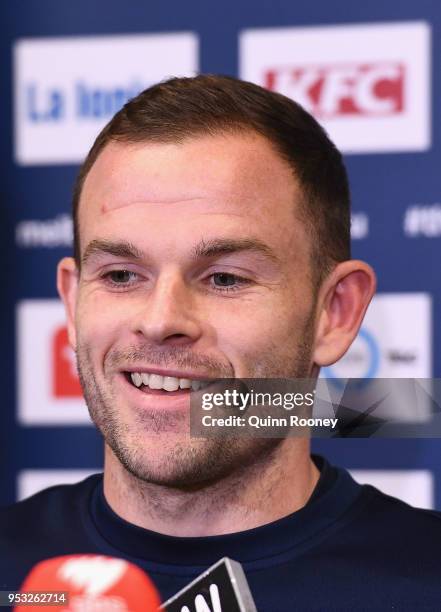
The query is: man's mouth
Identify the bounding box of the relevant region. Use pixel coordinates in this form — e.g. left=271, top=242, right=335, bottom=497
left=124, top=372, right=212, bottom=393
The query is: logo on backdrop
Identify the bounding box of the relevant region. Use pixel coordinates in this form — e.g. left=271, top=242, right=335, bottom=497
left=403, top=204, right=441, bottom=238
left=324, top=293, right=432, bottom=380
left=14, top=33, right=198, bottom=165
left=351, top=212, right=369, bottom=240
left=240, top=21, right=431, bottom=153
left=264, top=62, right=404, bottom=119
left=53, top=327, right=82, bottom=398
left=16, top=214, right=73, bottom=248
left=17, top=300, right=89, bottom=424
left=322, top=293, right=432, bottom=421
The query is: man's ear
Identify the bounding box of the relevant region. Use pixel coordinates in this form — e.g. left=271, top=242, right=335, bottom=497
left=313, top=260, right=376, bottom=367
left=57, top=257, right=79, bottom=351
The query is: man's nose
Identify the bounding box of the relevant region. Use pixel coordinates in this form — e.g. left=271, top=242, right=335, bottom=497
left=132, top=273, right=203, bottom=346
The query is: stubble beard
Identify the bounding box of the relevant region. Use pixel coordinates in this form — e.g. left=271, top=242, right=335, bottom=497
left=76, top=318, right=315, bottom=490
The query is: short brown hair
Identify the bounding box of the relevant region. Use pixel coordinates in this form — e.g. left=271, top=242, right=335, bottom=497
left=72, top=74, right=350, bottom=283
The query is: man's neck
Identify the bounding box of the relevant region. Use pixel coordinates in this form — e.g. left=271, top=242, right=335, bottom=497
left=103, top=440, right=320, bottom=537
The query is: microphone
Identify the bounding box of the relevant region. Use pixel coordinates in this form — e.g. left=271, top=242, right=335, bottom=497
left=15, top=554, right=257, bottom=612
left=14, top=554, right=162, bottom=611
left=161, top=557, right=257, bottom=612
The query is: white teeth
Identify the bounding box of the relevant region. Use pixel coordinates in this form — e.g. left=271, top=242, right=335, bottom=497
left=131, top=372, right=143, bottom=388
left=149, top=374, right=164, bottom=390
left=129, top=372, right=208, bottom=392
left=163, top=376, right=180, bottom=392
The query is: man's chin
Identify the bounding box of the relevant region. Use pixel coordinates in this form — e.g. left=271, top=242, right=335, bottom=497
left=108, top=433, right=283, bottom=490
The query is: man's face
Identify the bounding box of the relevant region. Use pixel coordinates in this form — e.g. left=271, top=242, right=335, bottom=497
left=68, top=132, right=320, bottom=487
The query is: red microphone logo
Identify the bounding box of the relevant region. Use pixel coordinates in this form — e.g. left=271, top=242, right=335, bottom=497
left=14, top=554, right=162, bottom=611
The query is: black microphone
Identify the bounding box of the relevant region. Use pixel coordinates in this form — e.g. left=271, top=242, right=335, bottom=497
left=161, top=557, right=258, bottom=612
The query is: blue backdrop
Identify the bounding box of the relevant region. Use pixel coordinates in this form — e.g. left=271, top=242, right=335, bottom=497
left=1, top=0, right=440, bottom=508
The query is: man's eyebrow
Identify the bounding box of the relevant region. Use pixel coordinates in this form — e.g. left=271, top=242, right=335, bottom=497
left=81, top=237, right=281, bottom=267
left=191, top=237, right=281, bottom=264
left=81, top=239, right=144, bottom=266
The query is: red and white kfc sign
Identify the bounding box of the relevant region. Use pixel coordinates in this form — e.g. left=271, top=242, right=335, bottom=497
left=17, top=300, right=90, bottom=424
left=240, top=21, right=430, bottom=153
left=264, top=62, right=404, bottom=118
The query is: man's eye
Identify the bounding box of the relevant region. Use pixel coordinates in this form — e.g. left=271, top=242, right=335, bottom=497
left=210, top=272, right=249, bottom=292
left=102, top=270, right=138, bottom=285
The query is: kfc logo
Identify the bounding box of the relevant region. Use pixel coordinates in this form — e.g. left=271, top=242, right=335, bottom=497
left=17, top=300, right=90, bottom=424
left=241, top=21, right=430, bottom=153
left=52, top=326, right=82, bottom=398
left=264, top=62, right=404, bottom=118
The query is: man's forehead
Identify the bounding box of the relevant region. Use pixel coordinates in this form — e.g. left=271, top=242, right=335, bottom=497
left=80, top=133, right=299, bottom=216
left=76, top=135, right=313, bottom=278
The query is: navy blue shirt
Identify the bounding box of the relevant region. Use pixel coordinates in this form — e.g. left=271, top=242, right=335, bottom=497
left=1, top=456, right=441, bottom=611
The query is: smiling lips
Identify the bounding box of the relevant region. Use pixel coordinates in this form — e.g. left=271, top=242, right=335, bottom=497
left=128, top=372, right=211, bottom=392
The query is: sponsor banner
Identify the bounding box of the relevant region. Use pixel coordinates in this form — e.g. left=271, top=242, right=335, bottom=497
left=324, top=293, right=432, bottom=379
left=350, top=469, right=434, bottom=509
left=351, top=212, right=369, bottom=240
left=15, top=467, right=434, bottom=509
left=240, top=21, right=431, bottom=153
left=322, top=293, right=432, bottom=422
left=16, top=214, right=73, bottom=248
left=17, top=300, right=90, bottom=424
left=14, top=33, right=198, bottom=165
left=17, top=469, right=97, bottom=501
left=403, top=203, right=441, bottom=238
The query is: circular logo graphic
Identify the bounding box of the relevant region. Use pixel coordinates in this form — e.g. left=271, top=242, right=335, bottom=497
left=323, top=327, right=380, bottom=386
